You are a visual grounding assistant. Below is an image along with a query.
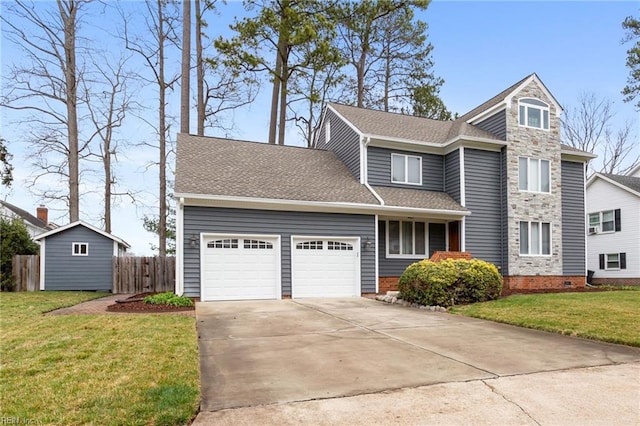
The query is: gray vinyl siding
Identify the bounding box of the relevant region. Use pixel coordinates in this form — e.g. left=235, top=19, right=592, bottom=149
left=367, top=146, right=444, bottom=191
left=378, top=221, right=446, bottom=277
left=183, top=207, right=376, bottom=297
left=500, top=148, right=509, bottom=275
left=44, top=226, right=114, bottom=291
left=475, top=110, right=507, bottom=140
left=444, top=149, right=460, bottom=203
left=464, top=149, right=504, bottom=270
left=561, top=161, right=586, bottom=275
left=318, top=109, right=361, bottom=179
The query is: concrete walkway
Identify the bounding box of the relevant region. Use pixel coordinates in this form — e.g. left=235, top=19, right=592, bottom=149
left=194, top=297, right=640, bottom=425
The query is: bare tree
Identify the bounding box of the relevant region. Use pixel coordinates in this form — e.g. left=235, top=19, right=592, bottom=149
left=562, top=92, right=639, bottom=175
left=181, top=0, right=191, bottom=134
left=1, top=0, right=88, bottom=222
left=123, top=0, right=180, bottom=256
left=82, top=55, right=135, bottom=233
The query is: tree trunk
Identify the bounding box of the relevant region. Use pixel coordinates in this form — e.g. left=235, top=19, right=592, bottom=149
left=180, top=0, right=191, bottom=134
left=357, top=50, right=366, bottom=108
left=268, top=34, right=283, bottom=145
left=278, top=55, right=288, bottom=145
left=104, top=141, right=111, bottom=233
left=195, top=0, right=204, bottom=136
left=157, top=0, right=167, bottom=257
left=59, top=0, right=79, bottom=222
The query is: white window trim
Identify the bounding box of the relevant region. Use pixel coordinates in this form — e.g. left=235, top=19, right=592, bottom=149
left=519, top=157, right=551, bottom=194
left=385, top=220, right=428, bottom=259
left=519, top=221, right=552, bottom=257
left=391, top=153, right=422, bottom=186
left=588, top=210, right=616, bottom=234
left=325, top=120, right=331, bottom=143
left=518, top=98, right=550, bottom=131
left=605, top=253, right=620, bottom=270
left=72, top=242, right=89, bottom=256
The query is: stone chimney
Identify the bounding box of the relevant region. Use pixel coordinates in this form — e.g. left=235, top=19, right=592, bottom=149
left=36, top=205, right=48, bottom=224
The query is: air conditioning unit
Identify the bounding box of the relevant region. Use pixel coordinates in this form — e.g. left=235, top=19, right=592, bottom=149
left=588, top=226, right=599, bottom=235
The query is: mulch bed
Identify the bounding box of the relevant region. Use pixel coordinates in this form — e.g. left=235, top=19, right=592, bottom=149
left=106, top=292, right=197, bottom=313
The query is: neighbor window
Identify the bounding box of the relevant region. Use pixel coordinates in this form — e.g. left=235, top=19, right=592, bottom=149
left=600, top=252, right=626, bottom=270
left=588, top=209, right=620, bottom=233
left=519, top=157, right=550, bottom=192
left=72, top=242, right=88, bottom=256
left=518, top=98, right=550, bottom=130
left=519, top=221, right=551, bottom=255
left=391, top=153, right=422, bottom=185
left=387, top=220, right=426, bottom=257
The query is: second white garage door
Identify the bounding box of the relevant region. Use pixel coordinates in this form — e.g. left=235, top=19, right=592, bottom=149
left=201, top=235, right=280, bottom=301
left=291, top=237, right=360, bottom=298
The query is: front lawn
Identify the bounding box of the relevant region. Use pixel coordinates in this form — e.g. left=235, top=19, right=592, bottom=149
left=0, top=292, right=199, bottom=425
left=450, top=290, right=640, bottom=347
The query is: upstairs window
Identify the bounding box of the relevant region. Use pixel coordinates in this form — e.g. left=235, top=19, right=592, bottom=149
left=588, top=209, right=621, bottom=234
left=391, top=153, right=422, bottom=185
left=72, top=242, right=88, bottom=256
left=519, top=157, right=550, bottom=193
left=325, top=119, right=331, bottom=143
left=519, top=98, right=549, bottom=130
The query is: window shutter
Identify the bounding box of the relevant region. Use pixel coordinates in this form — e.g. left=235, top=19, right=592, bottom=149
left=620, top=253, right=626, bottom=269
left=599, top=254, right=605, bottom=270
left=615, top=209, right=621, bottom=232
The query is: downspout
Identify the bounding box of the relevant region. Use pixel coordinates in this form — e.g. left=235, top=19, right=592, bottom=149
left=176, top=197, right=184, bottom=296
left=363, top=136, right=384, bottom=206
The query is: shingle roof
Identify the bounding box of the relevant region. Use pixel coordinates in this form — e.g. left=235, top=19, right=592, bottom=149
left=175, top=135, right=379, bottom=205
left=329, top=103, right=501, bottom=144
left=600, top=174, right=640, bottom=194
left=371, top=186, right=468, bottom=212
left=560, top=144, right=597, bottom=158
left=0, top=200, right=52, bottom=230
left=457, top=74, right=533, bottom=121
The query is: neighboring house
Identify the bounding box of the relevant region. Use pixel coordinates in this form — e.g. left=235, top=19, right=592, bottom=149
left=586, top=165, right=640, bottom=285
left=174, top=73, right=595, bottom=301
left=34, top=221, right=130, bottom=291
left=0, top=201, right=55, bottom=238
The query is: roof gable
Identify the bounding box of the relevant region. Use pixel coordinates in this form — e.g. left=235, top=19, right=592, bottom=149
left=34, top=221, right=130, bottom=247
left=587, top=173, right=640, bottom=198
left=0, top=201, right=52, bottom=230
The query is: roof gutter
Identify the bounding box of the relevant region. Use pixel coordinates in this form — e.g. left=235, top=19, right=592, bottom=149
left=362, top=136, right=385, bottom=206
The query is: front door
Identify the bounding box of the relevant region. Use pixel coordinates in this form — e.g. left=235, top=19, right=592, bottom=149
left=448, top=221, right=460, bottom=252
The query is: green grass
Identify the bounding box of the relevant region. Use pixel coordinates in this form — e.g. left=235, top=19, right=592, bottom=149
left=0, top=292, right=199, bottom=425
left=450, top=290, right=640, bottom=347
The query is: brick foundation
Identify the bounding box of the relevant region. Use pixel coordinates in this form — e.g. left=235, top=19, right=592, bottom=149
left=502, top=275, right=586, bottom=295
left=591, top=277, right=640, bottom=286
left=378, top=276, right=400, bottom=294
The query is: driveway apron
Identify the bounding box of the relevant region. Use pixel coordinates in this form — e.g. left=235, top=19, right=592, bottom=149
left=196, top=297, right=640, bottom=412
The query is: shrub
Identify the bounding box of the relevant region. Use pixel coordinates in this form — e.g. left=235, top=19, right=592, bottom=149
left=143, top=292, right=194, bottom=307
left=398, top=259, right=502, bottom=307
left=1, top=218, right=39, bottom=291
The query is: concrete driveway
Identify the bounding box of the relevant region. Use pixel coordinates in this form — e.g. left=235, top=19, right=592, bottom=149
left=195, top=298, right=640, bottom=424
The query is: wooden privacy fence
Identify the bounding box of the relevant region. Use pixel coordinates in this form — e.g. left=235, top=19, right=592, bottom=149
left=112, top=256, right=175, bottom=294
left=12, top=255, right=40, bottom=291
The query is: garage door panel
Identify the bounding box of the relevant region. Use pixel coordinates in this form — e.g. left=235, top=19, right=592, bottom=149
left=201, top=235, right=280, bottom=301
left=292, top=237, right=360, bottom=298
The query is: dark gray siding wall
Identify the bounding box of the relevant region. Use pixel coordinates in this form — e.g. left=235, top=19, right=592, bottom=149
left=475, top=110, right=506, bottom=140
left=561, top=161, right=586, bottom=275
left=318, top=109, right=361, bottom=179
left=183, top=207, right=376, bottom=297
left=367, top=146, right=444, bottom=191
left=464, top=149, right=504, bottom=270
left=44, top=226, right=113, bottom=291
left=444, top=150, right=460, bottom=203
left=500, top=148, right=509, bottom=275
left=378, top=221, right=446, bottom=276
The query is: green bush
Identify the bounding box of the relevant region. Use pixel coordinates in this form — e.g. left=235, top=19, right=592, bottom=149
left=398, top=259, right=502, bottom=307
left=1, top=218, right=39, bottom=291
left=143, top=292, right=194, bottom=307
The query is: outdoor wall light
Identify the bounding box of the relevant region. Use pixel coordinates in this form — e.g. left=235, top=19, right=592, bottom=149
left=364, top=237, right=374, bottom=251
left=189, top=234, right=198, bottom=248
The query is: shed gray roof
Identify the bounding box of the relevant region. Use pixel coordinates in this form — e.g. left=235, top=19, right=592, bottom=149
left=600, top=173, right=640, bottom=194
left=329, top=103, right=501, bottom=144
left=175, top=135, right=379, bottom=205
left=371, top=186, right=468, bottom=212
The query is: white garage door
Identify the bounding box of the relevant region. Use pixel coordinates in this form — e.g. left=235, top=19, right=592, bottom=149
left=291, top=237, right=360, bottom=298
left=201, top=235, right=280, bottom=301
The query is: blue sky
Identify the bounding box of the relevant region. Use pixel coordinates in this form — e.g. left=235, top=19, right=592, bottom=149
left=1, top=0, right=638, bottom=255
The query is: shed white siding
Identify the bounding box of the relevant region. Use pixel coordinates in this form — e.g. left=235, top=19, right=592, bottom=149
left=586, top=178, right=640, bottom=279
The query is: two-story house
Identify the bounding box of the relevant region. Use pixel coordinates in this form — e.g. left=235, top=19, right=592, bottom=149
left=0, top=201, right=54, bottom=238
left=174, top=73, right=595, bottom=301
left=586, top=165, right=640, bottom=286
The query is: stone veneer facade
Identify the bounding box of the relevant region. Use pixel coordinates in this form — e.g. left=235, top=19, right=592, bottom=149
left=505, top=80, right=563, bottom=277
